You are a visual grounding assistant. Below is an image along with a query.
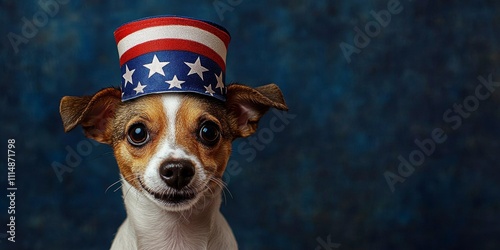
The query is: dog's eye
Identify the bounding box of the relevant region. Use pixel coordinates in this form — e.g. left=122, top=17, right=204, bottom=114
left=198, top=121, right=220, bottom=146
left=127, top=123, right=149, bottom=146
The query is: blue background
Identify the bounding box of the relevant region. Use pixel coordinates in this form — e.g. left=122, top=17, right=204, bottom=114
left=1, top=0, right=500, bottom=249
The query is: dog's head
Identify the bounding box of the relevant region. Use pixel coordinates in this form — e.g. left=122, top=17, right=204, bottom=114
left=59, top=84, right=287, bottom=211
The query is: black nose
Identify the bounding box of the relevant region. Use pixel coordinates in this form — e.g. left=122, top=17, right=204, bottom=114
left=159, top=160, right=195, bottom=190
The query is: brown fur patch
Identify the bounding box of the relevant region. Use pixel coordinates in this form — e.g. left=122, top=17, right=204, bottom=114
left=111, top=95, right=168, bottom=189
left=175, top=95, right=233, bottom=182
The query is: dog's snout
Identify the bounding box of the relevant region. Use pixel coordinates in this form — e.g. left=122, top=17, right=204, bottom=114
left=159, top=160, right=195, bottom=190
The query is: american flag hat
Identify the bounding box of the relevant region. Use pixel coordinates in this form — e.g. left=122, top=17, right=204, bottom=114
left=114, top=16, right=231, bottom=102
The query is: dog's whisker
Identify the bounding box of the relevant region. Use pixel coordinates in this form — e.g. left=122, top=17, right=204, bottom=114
left=123, top=176, right=141, bottom=200
left=105, top=179, right=123, bottom=194
left=209, top=177, right=233, bottom=205
left=113, top=185, right=123, bottom=193
left=208, top=178, right=224, bottom=204
left=106, top=173, right=137, bottom=194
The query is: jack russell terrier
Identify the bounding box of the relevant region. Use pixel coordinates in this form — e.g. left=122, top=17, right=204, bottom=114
left=59, top=16, right=288, bottom=249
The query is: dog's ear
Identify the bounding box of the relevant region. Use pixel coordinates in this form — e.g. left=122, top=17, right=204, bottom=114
left=226, top=83, right=288, bottom=138
left=59, top=88, right=121, bottom=144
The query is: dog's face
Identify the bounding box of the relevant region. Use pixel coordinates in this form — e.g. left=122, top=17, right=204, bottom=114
left=60, top=84, right=287, bottom=211
left=112, top=93, right=233, bottom=210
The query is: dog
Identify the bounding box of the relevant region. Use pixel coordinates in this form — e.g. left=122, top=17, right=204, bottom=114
left=60, top=83, right=287, bottom=249
left=59, top=16, right=288, bottom=249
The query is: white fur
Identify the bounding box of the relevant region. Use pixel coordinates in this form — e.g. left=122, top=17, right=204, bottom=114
left=110, top=95, right=237, bottom=250
left=142, top=95, right=208, bottom=210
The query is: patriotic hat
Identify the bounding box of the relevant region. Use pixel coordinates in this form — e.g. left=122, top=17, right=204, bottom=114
left=114, top=16, right=231, bottom=102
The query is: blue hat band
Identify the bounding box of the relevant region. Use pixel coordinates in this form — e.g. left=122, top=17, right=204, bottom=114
left=121, top=50, right=226, bottom=101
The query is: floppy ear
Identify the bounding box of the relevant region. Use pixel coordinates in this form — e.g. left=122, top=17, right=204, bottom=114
left=59, top=88, right=121, bottom=144
left=226, top=83, right=288, bottom=138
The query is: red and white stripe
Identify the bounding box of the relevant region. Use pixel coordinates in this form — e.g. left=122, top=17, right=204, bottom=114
left=114, top=17, right=230, bottom=71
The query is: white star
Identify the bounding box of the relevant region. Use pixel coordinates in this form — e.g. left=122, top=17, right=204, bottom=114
left=185, top=57, right=208, bottom=80
left=133, top=81, right=147, bottom=94
left=166, top=75, right=185, bottom=89
left=215, top=72, right=224, bottom=92
left=204, top=84, right=215, bottom=96
left=122, top=65, right=135, bottom=87
left=143, top=55, right=169, bottom=78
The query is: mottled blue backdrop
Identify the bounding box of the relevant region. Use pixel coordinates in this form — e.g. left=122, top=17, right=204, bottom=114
left=1, top=0, right=500, bottom=249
